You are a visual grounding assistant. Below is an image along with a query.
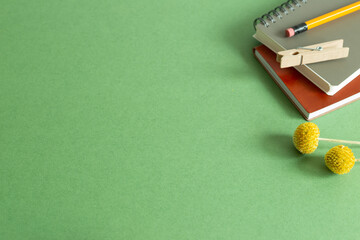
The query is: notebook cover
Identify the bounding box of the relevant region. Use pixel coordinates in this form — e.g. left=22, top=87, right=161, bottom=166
left=254, top=0, right=360, bottom=93
left=254, top=45, right=360, bottom=120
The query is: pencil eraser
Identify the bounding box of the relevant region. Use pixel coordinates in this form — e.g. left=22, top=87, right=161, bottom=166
left=285, top=28, right=295, bottom=37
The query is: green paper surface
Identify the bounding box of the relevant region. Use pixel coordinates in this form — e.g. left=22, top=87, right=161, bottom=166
left=2, top=0, right=360, bottom=239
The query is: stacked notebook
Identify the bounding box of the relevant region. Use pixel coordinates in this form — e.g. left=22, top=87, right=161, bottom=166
left=253, top=0, right=360, bottom=120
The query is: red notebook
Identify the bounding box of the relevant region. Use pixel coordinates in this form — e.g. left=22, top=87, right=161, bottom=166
left=254, top=45, right=360, bottom=120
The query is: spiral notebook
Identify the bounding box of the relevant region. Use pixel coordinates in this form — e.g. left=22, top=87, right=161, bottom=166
left=253, top=0, right=360, bottom=96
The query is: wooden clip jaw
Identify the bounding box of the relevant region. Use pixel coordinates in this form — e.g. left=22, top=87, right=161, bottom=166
left=276, top=39, right=349, bottom=68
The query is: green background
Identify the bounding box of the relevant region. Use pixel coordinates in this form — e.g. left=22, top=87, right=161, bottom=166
left=1, top=0, right=360, bottom=239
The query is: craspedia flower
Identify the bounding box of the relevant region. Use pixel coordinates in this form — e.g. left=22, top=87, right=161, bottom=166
left=325, top=145, right=355, bottom=174
left=293, top=122, right=320, bottom=154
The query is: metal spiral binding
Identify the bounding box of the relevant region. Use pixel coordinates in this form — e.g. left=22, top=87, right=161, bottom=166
left=253, top=0, right=308, bottom=30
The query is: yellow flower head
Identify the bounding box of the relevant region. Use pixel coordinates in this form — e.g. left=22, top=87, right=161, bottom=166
left=325, top=145, right=355, bottom=174
left=293, top=122, right=320, bottom=154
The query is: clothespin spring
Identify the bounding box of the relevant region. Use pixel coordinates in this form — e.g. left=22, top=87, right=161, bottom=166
left=296, top=46, right=323, bottom=51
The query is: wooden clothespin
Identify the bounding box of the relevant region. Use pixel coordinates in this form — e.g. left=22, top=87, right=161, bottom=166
left=276, top=39, right=349, bottom=68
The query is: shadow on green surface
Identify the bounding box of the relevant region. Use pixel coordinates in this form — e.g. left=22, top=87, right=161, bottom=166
left=263, top=134, right=333, bottom=177
left=297, top=155, right=334, bottom=177
left=263, top=134, right=299, bottom=158
left=224, top=24, right=265, bottom=78
left=224, top=21, right=300, bottom=119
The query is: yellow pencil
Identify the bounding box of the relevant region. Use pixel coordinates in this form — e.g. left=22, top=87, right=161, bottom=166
left=286, top=1, right=360, bottom=37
